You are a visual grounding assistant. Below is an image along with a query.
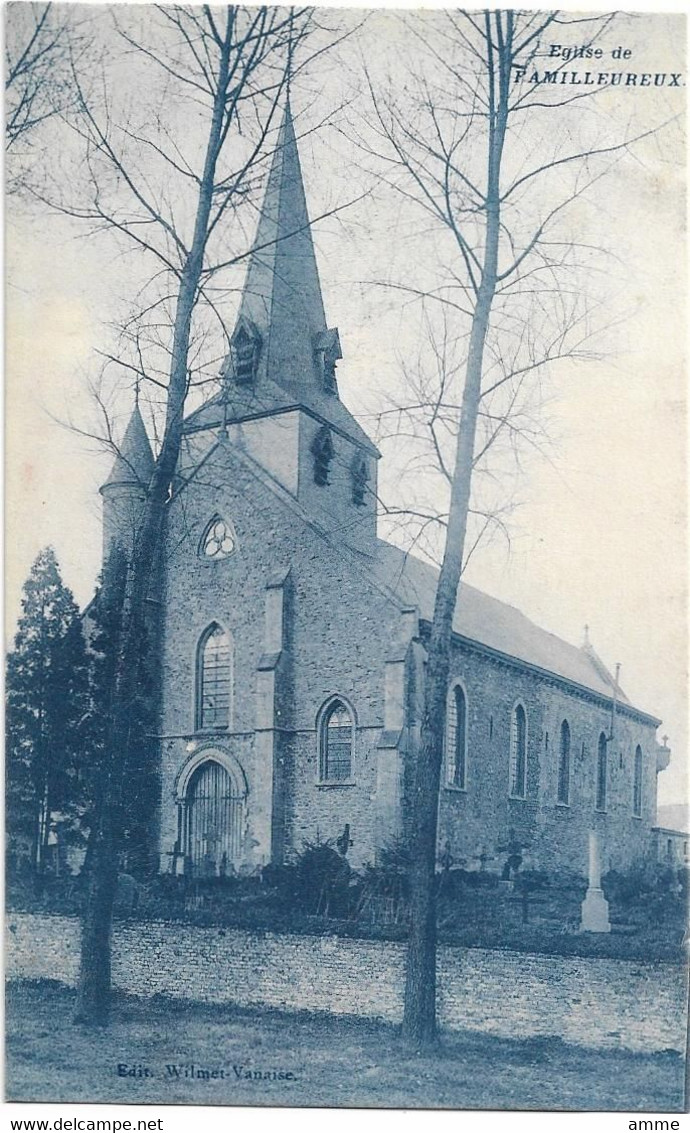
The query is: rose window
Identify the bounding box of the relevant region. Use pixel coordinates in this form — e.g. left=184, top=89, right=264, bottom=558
left=201, top=517, right=236, bottom=560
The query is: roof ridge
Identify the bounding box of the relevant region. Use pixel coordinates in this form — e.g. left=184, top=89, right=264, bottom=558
left=374, top=537, right=636, bottom=708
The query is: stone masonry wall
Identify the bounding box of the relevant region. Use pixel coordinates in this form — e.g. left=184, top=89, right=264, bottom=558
left=159, top=437, right=401, bottom=869
left=155, top=427, right=661, bottom=878
left=438, top=641, right=659, bottom=877
left=6, top=913, right=686, bottom=1055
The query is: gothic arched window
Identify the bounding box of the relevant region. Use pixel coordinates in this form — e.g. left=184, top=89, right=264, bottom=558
left=633, top=744, right=643, bottom=817
left=311, top=425, right=334, bottom=486
left=446, top=684, right=467, bottom=789
left=200, top=515, right=236, bottom=560
left=596, top=732, right=608, bottom=811
left=509, top=703, right=527, bottom=798
left=557, top=719, right=571, bottom=805
left=197, top=623, right=231, bottom=730
left=319, top=699, right=353, bottom=782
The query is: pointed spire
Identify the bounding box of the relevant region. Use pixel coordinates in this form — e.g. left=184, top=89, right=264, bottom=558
left=185, top=100, right=377, bottom=458
left=229, top=100, right=334, bottom=395
left=101, top=402, right=155, bottom=491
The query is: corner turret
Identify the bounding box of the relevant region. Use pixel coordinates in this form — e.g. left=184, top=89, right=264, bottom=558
left=99, top=402, right=154, bottom=562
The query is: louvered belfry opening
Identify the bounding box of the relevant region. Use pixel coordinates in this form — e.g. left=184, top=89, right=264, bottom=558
left=185, top=760, right=245, bottom=876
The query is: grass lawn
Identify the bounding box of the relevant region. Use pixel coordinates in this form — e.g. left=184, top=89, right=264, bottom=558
left=6, top=980, right=685, bottom=1111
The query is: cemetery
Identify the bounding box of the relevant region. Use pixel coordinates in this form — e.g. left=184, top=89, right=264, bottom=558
left=7, top=830, right=688, bottom=964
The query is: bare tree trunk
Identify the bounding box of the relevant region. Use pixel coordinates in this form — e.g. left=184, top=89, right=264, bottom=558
left=361, top=7, right=658, bottom=1050
left=402, top=13, right=510, bottom=1048
left=402, top=286, right=495, bottom=1047
left=69, top=4, right=342, bottom=1023
left=74, top=802, right=117, bottom=1022
left=73, top=25, right=233, bottom=1026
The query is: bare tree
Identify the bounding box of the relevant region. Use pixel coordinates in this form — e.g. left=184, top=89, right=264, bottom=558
left=5, top=3, right=89, bottom=190
left=29, top=4, right=349, bottom=1026
left=6, top=3, right=64, bottom=146
left=372, top=306, right=559, bottom=570
left=360, top=9, right=676, bottom=1048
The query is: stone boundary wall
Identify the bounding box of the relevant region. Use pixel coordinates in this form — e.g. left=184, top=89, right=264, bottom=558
left=5, top=913, right=687, bottom=1054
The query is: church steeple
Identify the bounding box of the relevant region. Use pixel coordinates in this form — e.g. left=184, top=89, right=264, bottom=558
left=225, top=100, right=341, bottom=398
left=183, top=99, right=379, bottom=555
left=186, top=99, right=375, bottom=455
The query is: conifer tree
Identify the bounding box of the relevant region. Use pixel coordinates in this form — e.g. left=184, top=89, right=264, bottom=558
left=6, top=547, right=90, bottom=883
left=84, top=543, right=158, bottom=877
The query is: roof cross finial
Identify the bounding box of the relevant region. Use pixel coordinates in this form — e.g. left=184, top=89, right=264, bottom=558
left=583, top=623, right=590, bottom=647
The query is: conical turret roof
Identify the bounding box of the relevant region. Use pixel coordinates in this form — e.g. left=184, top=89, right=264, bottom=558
left=101, top=402, right=155, bottom=490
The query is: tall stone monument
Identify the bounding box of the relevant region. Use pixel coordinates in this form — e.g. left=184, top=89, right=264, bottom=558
left=580, top=830, right=611, bottom=933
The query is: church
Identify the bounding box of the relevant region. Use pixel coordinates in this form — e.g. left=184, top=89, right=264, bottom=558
left=99, top=105, right=670, bottom=881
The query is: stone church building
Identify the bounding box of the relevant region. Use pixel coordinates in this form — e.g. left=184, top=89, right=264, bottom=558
left=100, top=105, right=670, bottom=881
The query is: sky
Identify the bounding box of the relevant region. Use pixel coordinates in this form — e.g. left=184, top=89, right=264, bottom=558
left=5, top=5, right=687, bottom=809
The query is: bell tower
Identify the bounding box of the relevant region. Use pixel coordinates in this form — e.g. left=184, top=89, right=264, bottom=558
left=183, top=102, right=379, bottom=555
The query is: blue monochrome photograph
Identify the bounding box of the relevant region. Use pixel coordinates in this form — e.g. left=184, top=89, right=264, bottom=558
left=4, top=3, right=687, bottom=1113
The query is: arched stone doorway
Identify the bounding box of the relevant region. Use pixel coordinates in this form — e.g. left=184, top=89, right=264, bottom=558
left=177, top=751, right=247, bottom=876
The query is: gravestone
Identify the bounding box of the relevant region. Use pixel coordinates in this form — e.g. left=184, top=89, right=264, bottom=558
left=114, top=872, right=140, bottom=917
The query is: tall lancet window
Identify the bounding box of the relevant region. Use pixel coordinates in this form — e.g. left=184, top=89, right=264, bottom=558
left=596, top=732, right=608, bottom=811
left=319, top=699, right=354, bottom=782
left=230, top=318, right=261, bottom=385
left=197, top=623, right=231, bottom=730
left=509, top=704, right=527, bottom=798
left=633, top=744, right=643, bottom=817
left=557, top=719, right=571, bottom=805
left=446, top=684, right=467, bottom=789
